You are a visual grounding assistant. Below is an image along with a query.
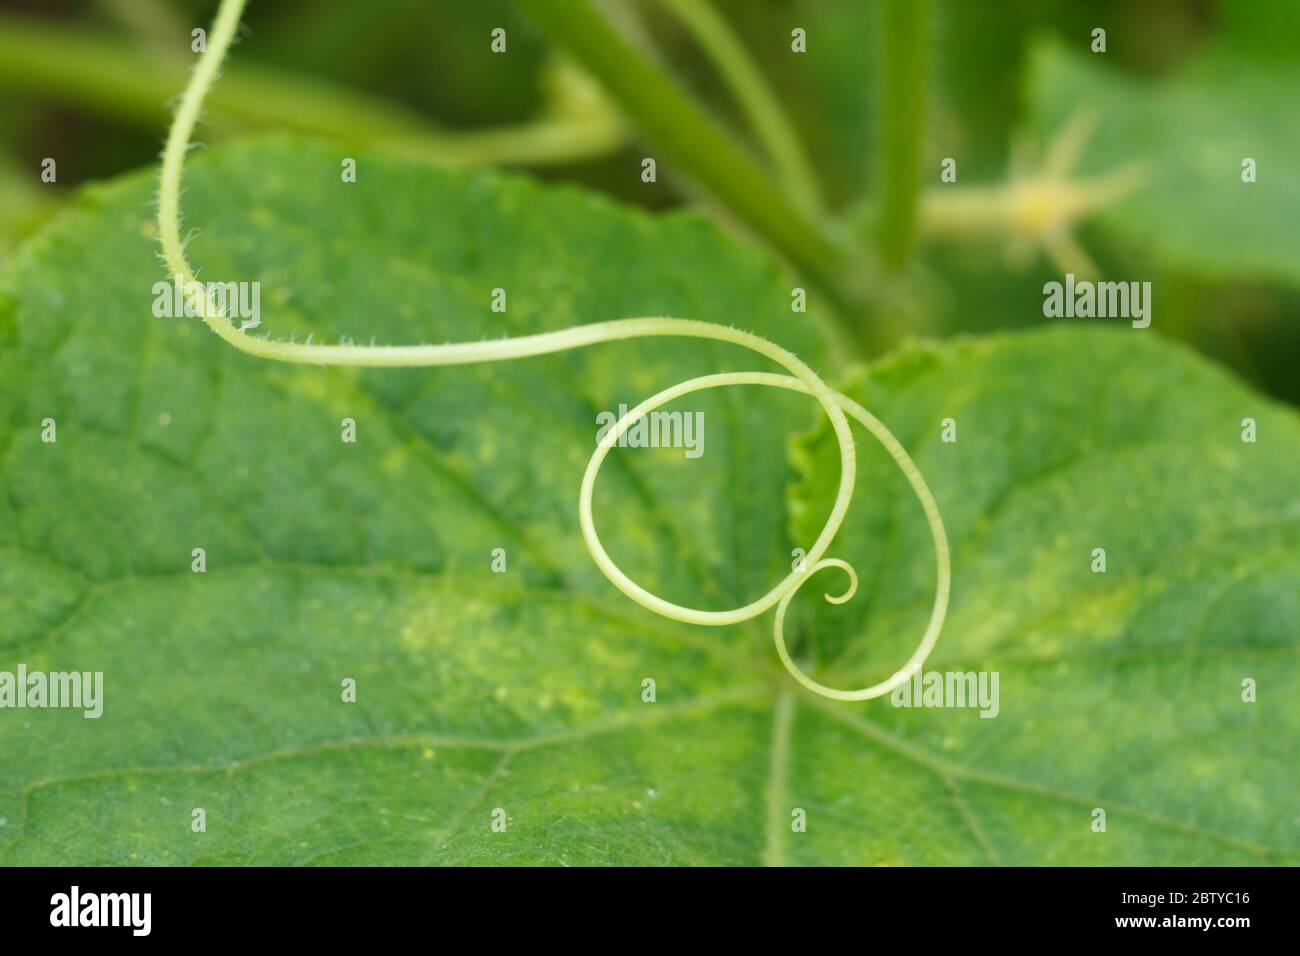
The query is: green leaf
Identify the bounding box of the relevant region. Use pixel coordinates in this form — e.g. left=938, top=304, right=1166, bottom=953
left=1, top=138, right=1296, bottom=864
left=789, top=330, right=1299, bottom=864
left=1027, top=27, right=1300, bottom=287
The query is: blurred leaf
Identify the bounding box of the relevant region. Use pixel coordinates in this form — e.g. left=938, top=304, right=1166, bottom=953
left=1027, top=30, right=1300, bottom=287
left=1216, top=0, right=1300, bottom=60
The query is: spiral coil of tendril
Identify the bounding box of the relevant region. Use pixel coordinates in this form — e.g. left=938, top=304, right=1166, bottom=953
left=159, top=0, right=951, bottom=702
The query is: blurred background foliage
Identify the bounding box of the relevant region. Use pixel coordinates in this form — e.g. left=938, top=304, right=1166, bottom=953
left=0, top=0, right=1295, bottom=403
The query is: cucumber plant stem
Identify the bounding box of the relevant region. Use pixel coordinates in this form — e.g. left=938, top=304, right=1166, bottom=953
left=658, top=0, right=824, bottom=216
left=0, top=13, right=623, bottom=168
left=515, top=0, right=869, bottom=338
left=876, top=0, right=930, bottom=271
